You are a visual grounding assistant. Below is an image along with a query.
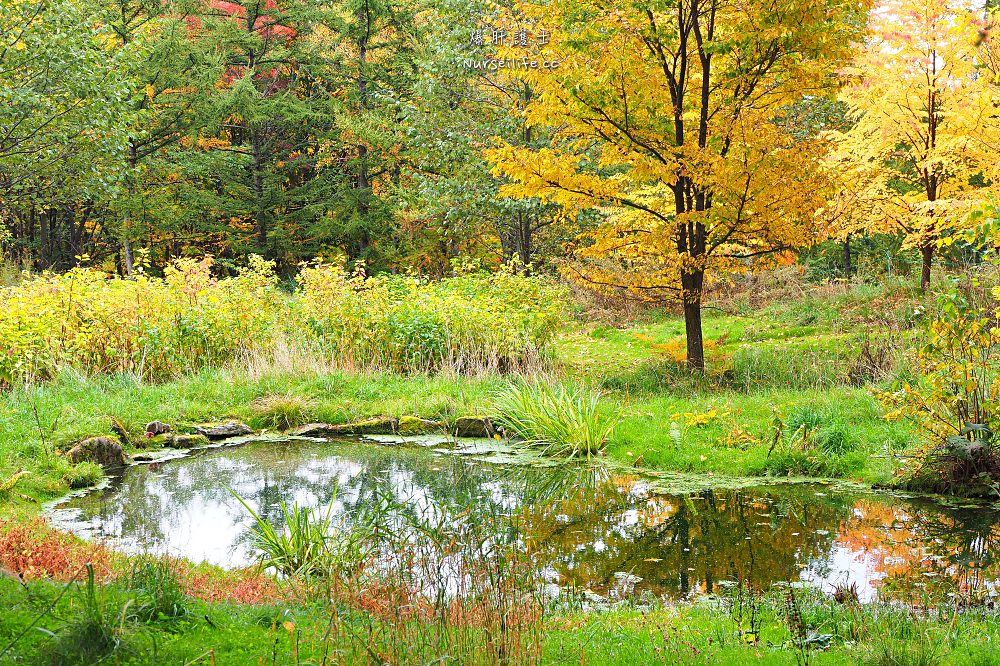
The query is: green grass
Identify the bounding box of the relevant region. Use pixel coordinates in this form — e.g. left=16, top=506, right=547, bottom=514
left=493, top=382, right=623, bottom=458
left=3, top=574, right=999, bottom=665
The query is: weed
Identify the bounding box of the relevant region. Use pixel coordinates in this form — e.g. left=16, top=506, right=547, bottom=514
left=43, top=564, right=134, bottom=665
left=125, top=556, right=188, bottom=623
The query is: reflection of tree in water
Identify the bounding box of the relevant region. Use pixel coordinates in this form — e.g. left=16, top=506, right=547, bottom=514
left=515, top=477, right=856, bottom=598
left=837, top=497, right=1000, bottom=601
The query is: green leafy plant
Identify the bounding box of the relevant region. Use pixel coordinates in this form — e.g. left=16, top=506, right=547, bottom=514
left=492, top=382, right=622, bottom=458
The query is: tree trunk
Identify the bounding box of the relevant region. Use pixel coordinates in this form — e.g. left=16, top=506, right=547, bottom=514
left=681, top=268, right=705, bottom=372
left=843, top=234, right=851, bottom=278
left=920, top=242, right=933, bottom=292
left=251, top=134, right=268, bottom=251
left=123, top=145, right=137, bottom=276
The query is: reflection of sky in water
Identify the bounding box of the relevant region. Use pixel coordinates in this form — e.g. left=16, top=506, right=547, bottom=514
left=47, top=439, right=1000, bottom=602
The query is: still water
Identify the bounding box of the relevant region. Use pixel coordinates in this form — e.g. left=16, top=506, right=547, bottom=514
left=48, top=437, right=1000, bottom=603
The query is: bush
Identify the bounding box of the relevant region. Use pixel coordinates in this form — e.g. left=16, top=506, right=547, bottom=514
left=297, top=264, right=565, bottom=373
left=879, top=277, right=1000, bottom=495
left=0, top=257, right=566, bottom=384
left=0, top=255, right=282, bottom=386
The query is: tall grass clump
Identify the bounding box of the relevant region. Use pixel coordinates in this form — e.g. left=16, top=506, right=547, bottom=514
left=125, top=556, right=188, bottom=623
left=232, top=488, right=377, bottom=579
left=0, top=255, right=283, bottom=386
left=492, top=382, right=622, bottom=458
left=297, top=263, right=565, bottom=374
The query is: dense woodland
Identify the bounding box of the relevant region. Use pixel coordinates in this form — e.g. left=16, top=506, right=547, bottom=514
left=4, top=0, right=1000, bottom=372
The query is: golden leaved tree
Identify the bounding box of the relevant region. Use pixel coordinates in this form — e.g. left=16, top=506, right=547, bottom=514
left=485, top=0, right=867, bottom=371
left=828, top=0, right=999, bottom=291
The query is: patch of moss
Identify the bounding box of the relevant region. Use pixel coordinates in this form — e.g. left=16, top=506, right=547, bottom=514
left=398, top=416, right=443, bottom=435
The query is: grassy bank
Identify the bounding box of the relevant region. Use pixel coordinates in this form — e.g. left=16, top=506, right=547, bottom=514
left=2, top=572, right=996, bottom=665
left=0, top=273, right=926, bottom=506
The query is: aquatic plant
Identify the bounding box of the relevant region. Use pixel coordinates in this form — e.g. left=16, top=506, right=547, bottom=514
left=232, top=492, right=340, bottom=578
left=492, top=381, right=622, bottom=458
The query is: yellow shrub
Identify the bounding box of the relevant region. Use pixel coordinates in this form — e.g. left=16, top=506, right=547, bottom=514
left=0, top=256, right=282, bottom=385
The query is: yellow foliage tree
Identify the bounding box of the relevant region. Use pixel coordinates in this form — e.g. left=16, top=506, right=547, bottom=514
left=485, top=0, right=866, bottom=371
left=828, top=0, right=999, bottom=291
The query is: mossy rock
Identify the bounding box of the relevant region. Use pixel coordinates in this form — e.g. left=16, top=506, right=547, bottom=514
left=290, top=418, right=399, bottom=437
left=398, top=416, right=444, bottom=435
left=453, top=416, right=496, bottom=438
left=334, top=417, right=399, bottom=435
left=288, top=423, right=340, bottom=437
left=194, top=422, right=254, bottom=439
left=65, top=436, right=128, bottom=469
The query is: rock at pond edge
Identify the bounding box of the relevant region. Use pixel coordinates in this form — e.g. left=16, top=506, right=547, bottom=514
left=65, top=437, right=128, bottom=469
left=145, top=421, right=172, bottom=437
left=398, top=416, right=444, bottom=435
left=288, top=423, right=341, bottom=437
left=290, top=418, right=399, bottom=436
left=194, top=422, right=254, bottom=439
left=163, top=434, right=211, bottom=449
left=453, top=416, right=496, bottom=438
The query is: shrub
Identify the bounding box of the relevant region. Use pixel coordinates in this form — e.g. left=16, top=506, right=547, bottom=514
left=0, top=255, right=282, bottom=385
left=492, top=381, right=622, bottom=458
left=0, top=257, right=566, bottom=384
left=878, top=278, right=1000, bottom=495
left=297, top=264, right=565, bottom=374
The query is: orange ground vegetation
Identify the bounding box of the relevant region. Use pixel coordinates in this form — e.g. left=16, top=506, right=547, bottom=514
left=0, top=518, right=283, bottom=604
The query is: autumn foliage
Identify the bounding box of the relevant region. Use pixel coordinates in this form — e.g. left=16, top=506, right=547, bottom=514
left=486, top=0, right=868, bottom=370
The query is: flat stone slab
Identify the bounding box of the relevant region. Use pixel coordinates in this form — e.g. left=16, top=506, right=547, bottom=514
left=289, top=417, right=398, bottom=437
left=194, top=422, right=254, bottom=439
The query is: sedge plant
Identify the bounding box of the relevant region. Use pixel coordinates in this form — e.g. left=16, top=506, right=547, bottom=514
left=492, top=381, right=623, bottom=458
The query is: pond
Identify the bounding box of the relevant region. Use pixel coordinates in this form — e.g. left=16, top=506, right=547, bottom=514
left=47, top=436, right=1000, bottom=604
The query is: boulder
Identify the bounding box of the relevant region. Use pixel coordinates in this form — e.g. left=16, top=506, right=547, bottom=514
left=453, top=416, right=496, bottom=438
left=65, top=437, right=128, bottom=469
left=398, top=416, right=444, bottom=435
left=194, top=422, right=253, bottom=439
left=145, top=421, right=172, bottom=437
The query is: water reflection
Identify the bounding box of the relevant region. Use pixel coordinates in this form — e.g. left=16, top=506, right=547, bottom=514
left=48, top=439, right=1000, bottom=602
